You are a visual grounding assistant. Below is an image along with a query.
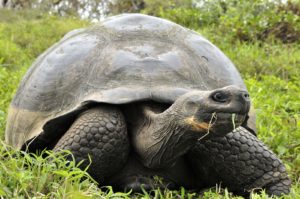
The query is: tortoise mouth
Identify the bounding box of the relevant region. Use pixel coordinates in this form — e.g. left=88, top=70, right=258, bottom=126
left=190, top=112, right=247, bottom=134
left=200, top=112, right=246, bottom=126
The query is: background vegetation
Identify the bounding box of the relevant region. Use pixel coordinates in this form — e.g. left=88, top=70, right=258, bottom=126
left=0, top=0, right=299, bottom=198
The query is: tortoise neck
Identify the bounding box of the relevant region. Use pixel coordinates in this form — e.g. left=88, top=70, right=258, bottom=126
left=132, top=103, right=199, bottom=169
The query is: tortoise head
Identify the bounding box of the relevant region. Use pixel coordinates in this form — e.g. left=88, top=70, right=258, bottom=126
left=134, top=85, right=251, bottom=168
left=168, top=85, right=250, bottom=137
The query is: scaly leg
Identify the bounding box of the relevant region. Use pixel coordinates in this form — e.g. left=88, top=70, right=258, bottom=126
left=188, top=127, right=291, bottom=196
left=54, top=105, right=130, bottom=183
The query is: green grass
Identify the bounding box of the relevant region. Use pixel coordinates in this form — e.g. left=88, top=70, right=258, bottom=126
left=0, top=9, right=299, bottom=198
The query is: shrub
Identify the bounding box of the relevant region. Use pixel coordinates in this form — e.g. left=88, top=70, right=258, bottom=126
left=142, top=0, right=300, bottom=43
left=219, top=0, right=300, bottom=43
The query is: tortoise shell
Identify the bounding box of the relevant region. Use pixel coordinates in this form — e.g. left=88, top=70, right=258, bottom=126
left=5, top=14, right=246, bottom=149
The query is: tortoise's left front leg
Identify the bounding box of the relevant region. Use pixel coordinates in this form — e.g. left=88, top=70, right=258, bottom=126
left=188, top=127, right=291, bottom=196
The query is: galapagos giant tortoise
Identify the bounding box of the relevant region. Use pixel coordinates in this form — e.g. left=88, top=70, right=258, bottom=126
left=5, top=14, right=291, bottom=196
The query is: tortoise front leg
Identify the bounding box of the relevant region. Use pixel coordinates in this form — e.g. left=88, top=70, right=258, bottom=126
left=188, top=127, right=291, bottom=196
left=54, top=105, right=130, bottom=183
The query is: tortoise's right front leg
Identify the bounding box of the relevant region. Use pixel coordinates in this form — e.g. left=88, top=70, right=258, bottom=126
left=188, top=127, right=291, bottom=196
left=54, top=105, right=130, bottom=183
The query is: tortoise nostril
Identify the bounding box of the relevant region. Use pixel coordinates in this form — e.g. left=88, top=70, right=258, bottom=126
left=242, top=92, right=250, bottom=101
left=212, top=92, right=228, bottom=103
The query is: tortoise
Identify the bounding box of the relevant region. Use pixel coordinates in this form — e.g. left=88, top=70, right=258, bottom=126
left=5, top=14, right=291, bottom=196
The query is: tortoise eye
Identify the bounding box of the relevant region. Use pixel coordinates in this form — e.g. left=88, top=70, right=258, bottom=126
left=212, top=92, right=228, bottom=103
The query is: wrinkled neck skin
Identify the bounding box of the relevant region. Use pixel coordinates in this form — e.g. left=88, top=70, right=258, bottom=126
left=132, top=104, right=200, bottom=169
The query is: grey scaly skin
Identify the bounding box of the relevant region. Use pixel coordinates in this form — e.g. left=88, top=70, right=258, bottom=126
left=54, top=106, right=130, bottom=183
left=188, top=127, right=291, bottom=196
